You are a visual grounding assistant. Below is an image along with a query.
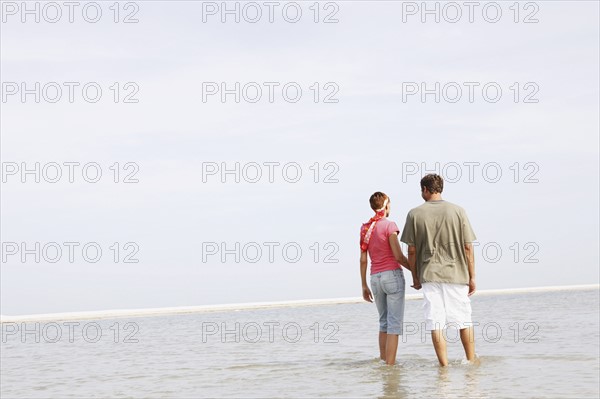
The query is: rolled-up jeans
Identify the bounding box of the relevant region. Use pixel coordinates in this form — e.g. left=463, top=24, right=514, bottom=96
left=370, top=268, right=406, bottom=335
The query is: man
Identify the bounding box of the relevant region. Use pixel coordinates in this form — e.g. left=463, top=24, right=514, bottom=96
left=400, top=174, right=477, bottom=366
left=359, top=192, right=417, bottom=365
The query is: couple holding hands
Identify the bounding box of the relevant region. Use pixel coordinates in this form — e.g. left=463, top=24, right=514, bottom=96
left=359, top=174, right=477, bottom=366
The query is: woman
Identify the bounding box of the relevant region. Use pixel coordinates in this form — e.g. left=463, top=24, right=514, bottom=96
left=359, top=192, right=417, bottom=365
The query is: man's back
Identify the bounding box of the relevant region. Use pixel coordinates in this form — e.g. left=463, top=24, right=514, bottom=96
left=401, top=200, right=476, bottom=285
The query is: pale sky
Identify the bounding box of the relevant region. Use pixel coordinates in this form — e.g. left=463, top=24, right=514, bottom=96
left=1, top=1, right=598, bottom=315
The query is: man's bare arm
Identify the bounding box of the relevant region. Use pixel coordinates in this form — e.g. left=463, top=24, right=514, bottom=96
left=407, top=245, right=421, bottom=289
left=388, top=233, right=410, bottom=269
left=464, top=243, right=476, bottom=296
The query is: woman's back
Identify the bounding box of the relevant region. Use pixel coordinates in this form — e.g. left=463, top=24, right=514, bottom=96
left=367, top=218, right=401, bottom=274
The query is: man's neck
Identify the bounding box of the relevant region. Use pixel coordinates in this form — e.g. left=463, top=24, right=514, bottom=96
left=427, top=194, right=443, bottom=202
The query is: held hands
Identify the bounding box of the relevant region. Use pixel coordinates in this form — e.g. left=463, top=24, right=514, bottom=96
left=468, top=277, right=476, bottom=296
left=411, top=278, right=422, bottom=290
left=411, top=272, right=422, bottom=290
left=362, top=285, right=373, bottom=303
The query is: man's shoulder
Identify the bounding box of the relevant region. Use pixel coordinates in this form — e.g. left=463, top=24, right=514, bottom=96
left=409, top=201, right=467, bottom=217
left=410, top=201, right=454, bottom=212
left=406, top=205, right=423, bottom=217
left=405, top=204, right=429, bottom=222
left=445, top=202, right=472, bottom=218
left=442, top=201, right=465, bottom=212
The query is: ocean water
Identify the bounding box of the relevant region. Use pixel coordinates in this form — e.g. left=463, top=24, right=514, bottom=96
left=1, top=288, right=599, bottom=398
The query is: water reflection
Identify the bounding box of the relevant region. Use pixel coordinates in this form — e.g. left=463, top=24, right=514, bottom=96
left=434, top=359, right=486, bottom=399
left=435, top=365, right=451, bottom=397
left=463, top=358, right=486, bottom=399
left=378, top=366, right=408, bottom=399
left=374, top=357, right=486, bottom=399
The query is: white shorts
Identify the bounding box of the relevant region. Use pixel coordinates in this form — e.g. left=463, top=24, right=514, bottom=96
left=422, top=282, right=472, bottom=331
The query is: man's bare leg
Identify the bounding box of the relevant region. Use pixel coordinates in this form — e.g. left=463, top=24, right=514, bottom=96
left=385, top=334, right=399, bottom=365
left=379, top=332, right=387, bottom=361
left=460, top=327, right=476, bottom=361
left=431, top=330, right=449, bottom=367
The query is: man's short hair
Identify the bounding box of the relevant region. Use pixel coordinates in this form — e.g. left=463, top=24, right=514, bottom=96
left=420, top=174, right=444, bottom=194
left=369, top=192, right=389, bottom=211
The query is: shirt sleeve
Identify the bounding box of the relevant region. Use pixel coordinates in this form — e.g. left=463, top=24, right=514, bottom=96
left=387, top=221, right=400, bottom=237
left=400, top=212, right=415, bottom=245
left=461, top=210, right=477, bottom=243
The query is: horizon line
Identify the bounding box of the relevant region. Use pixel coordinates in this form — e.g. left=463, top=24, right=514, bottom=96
left=1, top=283, right=598, bottom=323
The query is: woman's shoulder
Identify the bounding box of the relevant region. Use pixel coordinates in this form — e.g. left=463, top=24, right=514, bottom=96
left=378, top=218, right=399, bottom=228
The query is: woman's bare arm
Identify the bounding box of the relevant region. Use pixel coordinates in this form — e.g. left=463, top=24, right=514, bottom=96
left=388, top=233, right=410, bottom=269
left=360, top=250, right=373, bottom=302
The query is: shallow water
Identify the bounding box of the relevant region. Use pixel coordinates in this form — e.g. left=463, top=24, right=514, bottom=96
left=1, top=288, right=599, bottom=398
